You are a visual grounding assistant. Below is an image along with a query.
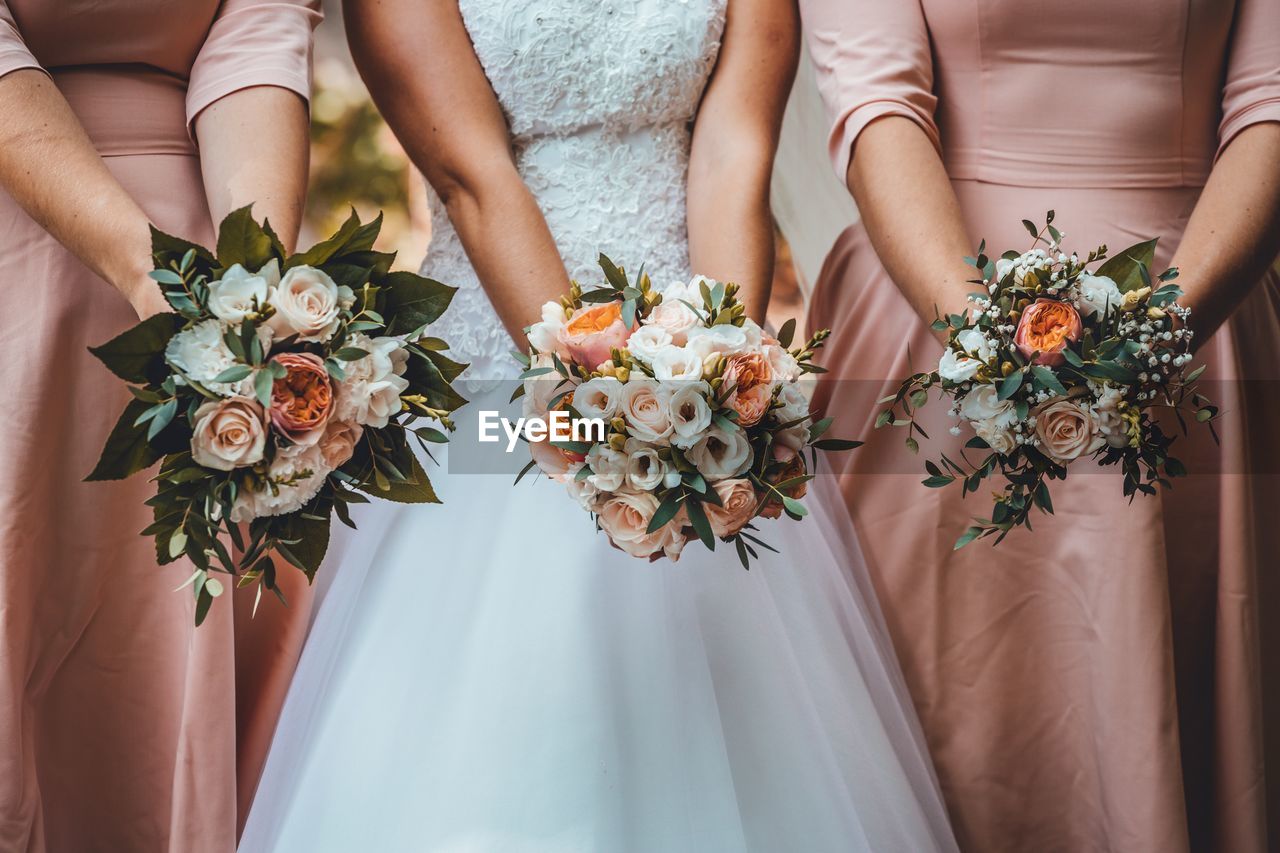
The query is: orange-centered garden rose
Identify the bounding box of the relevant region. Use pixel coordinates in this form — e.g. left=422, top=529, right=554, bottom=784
left=559, top=302, right=633, bottom=369
left=270, top=352, right=334, bottom=446
left=1014, top=298, right=1082, bottom=366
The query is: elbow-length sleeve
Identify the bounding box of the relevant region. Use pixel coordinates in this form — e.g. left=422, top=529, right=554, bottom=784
left=0, top=1, right=42, bottom=80
left=186, top=0, right=322, bottom=131
left=799, top=0, right=939, bottom=180
left=1218, top=0, right=1280, bottom=158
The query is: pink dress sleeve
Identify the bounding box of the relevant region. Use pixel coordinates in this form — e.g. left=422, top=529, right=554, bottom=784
left=1218, top=0, right=1280, bottom=157
left=800, top=0, right=940, bottom=180
left=0, top=0, right=43, bottom=80
left=186, top=0, right=322, bottom=131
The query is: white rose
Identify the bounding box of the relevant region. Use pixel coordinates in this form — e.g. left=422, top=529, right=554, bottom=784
left=573, top=376, right=622, bottom=421
left=597, top=491, right=679, bottom=560
left=668, top=381, right=713, bottom=449
left=649, top=344, right=704, bottom=381
left=764, top=343, right=801, bottom=382
left=267, top=265, right=354, bottom=343
left=687, top=422, right=752, bottom=480
left=648, top=285, right=702, bottom=343
left=333, top=333, right=410, bottom=428
left=229, top=442, right=331, bottom=522
left=738, top=319, right=765, bottom=349
left=585, top=443, right=627, bottom=492
left=625, top=325, right=674, bottom=364
left=684, top=324, right=750, bottom=360
left=208, top=260, right=278, bottom=323
left=623, top=438, right=667, bottom=491
left=972, top=419, right=1016, bottom=455
left=776, top=423, right=810, bottom=453
left=617, top=378, right=673, bottom=443
left=938, top=348, right=983, bottom=383
left=526, top=301, right=567, bottom=355
left=954, top=328, right=995, bottom=362
left=959, top=384, right=1016, bottom=427
left=190, top=397, right=267, bottom=471
left=564, top=463, right=602, bottom=511
left=165, top=318, right=267, bottom=396
left=1077, top=273, right=1123, bottom=318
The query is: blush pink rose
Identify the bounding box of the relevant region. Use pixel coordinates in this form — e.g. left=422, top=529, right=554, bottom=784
left=1034, top=398, right=1105, bottom=464
left=269, top=352, right=334, bottom=445
left=703, top=478, right=759, bottom=537
left=1014, top=299, right=1082, bottom=366
left=190, top=397, right=268, bottom=471
left=558, top=302, right=633, bottom=369
left=598, top=491, right=687, bottom=561
left=729, top=383, right=773, bottom=428
left=318, top=419, right=363, bottom=469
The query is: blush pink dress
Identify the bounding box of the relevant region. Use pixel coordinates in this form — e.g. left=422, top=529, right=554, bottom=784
left=0, top=2, right=319, bottom=850
left=799, top=0, right=1280, bottom=850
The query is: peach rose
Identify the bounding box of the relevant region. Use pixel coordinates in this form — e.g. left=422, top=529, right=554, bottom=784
left=559, top=302, right=633, bottom=370
left=597, top=491, right=686, bottom=560
left=1034, top=398, right=1105, bottom=463
left=318, top=419, right=363, bottom=469
left=190, top=397, right=267, bottom=471
left=270, top=352, right=334, bottom=445
left=530, top=437, right=583, bottom=482
left=1014, top=299, right=1082, bottom=366
left=703, top=478, right=758, bottom=537
left=729, top=383, right=773, bottom=428
left=721, top=351, right=773, bottom=393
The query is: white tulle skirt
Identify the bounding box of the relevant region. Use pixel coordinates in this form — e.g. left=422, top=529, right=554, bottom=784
left=239, top=454, right=957, bottom=852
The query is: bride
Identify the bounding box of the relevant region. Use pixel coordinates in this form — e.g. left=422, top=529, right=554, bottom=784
left=241, top=1, right=956, bottom=850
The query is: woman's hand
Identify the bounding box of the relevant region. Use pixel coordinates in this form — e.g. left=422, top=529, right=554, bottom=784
left=124, top=280, right=174, bottom=320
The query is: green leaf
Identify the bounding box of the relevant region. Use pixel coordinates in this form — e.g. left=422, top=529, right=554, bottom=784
left=151, top=225, right=215, bottom=269
left=274, top=502, right=333, bottom=581
left=646, top=491, right=684, bottom=534
left=776, top=318, right=796, bottom=349
left=1094, top=238, right=1158, bottom=294
left=998, top=370, right=1024, bottom=401
left=685, top=498, right=715, bottom=550
left=359, top=453, right=441, bottom=504
left=380, top=272, right=458, bottom=335
left=922, top=475, right=955, bottom=488
left=211, top=364, right=252, bottom=384
left=254, top=368, right=275, bottom=408
left=216, top=205, right=277, bottom=270
left=85, top=399, right=163, bottom=481
left=332, top=347, right=370, bottom=362
left=146, top=398, right=178, bottom=441
left=168, top=530, right=189, bottom=559
left=813, top=438, right=863, bottom=451
left=88, top=313, right=183, bottom=384
left=598, top=254, right=628, bottom=291
left=1022, top=219, right=1038, bottom=238
left=782, top=496, right=808, bottom=519
left=954, top=526, right=983, bottom=550
left=1030, top=365, right=1067, bottom=397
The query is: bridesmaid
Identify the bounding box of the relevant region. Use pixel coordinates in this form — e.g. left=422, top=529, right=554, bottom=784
left=0, top=1, right=319, bottom=850
left=797, top=0, right=1280, bottom=850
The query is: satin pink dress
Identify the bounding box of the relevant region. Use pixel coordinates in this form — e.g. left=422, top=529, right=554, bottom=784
left=799, top=0, right=1280, bottom=850
left=0, top=2, right=319, bottom=850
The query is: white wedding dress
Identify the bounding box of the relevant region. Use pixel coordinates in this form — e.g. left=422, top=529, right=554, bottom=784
left=240, top=2, right=957, bottom=851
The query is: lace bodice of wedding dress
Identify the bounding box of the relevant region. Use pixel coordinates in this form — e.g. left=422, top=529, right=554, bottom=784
left=423, top=0, right=727, bottom=379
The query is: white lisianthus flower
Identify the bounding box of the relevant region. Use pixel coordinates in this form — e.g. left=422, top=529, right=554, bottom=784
left=1076, top=273, right=1123, bottom=318
left=266, top=265, right=354, bottom=343
left=972, top=419, right=1016, bottom=455
left=585, top=443, right=627, bottom=492
left=229, top=442, right=332, bottom=523
left=959, top=384, right=1016, bottom=427
left=207, top=260, right=279, bottom=323
left=165, top=318, right=267, bottom=396
left=617, top=378, right=673, bottom=443
left=333, top=333, right=410, bottom=428
left=564, top=463, right=602, bottom=511
left=573, top=376, right=622, bottom=421
left=623, top=438, right=667, bottom=491
left=668, top=381, right=713, bottom=449
left=684, top=324, right=750, bottom=360
left=773, top=382, right=810, bottom=426
left=649, top=344, right=704, bottom=381
left=937, top=348, right=983, bottom=383
left=624, top=324, right=674, bottom=364
left=526, top=301, right=568, bottom=355
left=764, top=343, right=801, bottom=382
left=687, top=422, right=752, bottom=480
left=738, top=319, right=765, bottom=349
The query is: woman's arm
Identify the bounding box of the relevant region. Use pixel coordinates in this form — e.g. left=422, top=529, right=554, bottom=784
left=344, top=0, right=569, bottom=342
left=687, top=0, right=800, bottom=323
left=0, top=70, right=166, bottom=317
left=194, top=87, right=311, bottom=252
left=845, top=115, right=974, bottom=326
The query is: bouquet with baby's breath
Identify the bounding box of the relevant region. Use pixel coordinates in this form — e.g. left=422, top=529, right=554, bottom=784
left=87, top=207, right=466, bottom=623
left=513, top=255, right=859, bottom=567
left=879, top=212, right=1217, bottom=548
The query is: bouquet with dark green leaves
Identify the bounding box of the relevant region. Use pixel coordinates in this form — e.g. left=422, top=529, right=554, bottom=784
left=87, top=207, right=466, bottom=623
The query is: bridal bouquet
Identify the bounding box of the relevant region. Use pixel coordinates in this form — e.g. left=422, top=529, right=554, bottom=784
left=87, top=207, right=466, bottom=623
left=513, top=255, right=859, bottom=567
left=879, top=212, right=1216, bottom=548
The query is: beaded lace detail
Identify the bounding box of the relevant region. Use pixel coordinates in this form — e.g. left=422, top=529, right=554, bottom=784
left=421, top=0, right=727, bottom=379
